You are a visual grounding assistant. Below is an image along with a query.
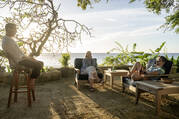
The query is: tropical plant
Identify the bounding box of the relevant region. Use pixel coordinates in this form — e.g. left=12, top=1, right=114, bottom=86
left=59, top=53, right=71, bottom=67
left=0, top=49, right=10, bottom=72
left=176, top=56, right=179, bottom=73
left=0, top=50, right=6, bottom=64
left=102, top=41, right=166, bottom=67
left=170, top=56, right=175, bottom=64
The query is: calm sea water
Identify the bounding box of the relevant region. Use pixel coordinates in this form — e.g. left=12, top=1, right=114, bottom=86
left=36, top=53, right=179, bottom=68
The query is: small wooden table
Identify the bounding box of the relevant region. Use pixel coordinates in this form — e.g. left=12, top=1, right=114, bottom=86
left=135, top=80, right=179, bottom=115
left=104, top=70, right=128, bottom=88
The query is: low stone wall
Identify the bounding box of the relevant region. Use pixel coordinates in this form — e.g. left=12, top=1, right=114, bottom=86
left=0, top=67, right=75, bottom=85
left=0, top=72, right=13, bottom=84
left=37, top=70, right=62, bottom=83
left=59, top=67, right=75, bottom=78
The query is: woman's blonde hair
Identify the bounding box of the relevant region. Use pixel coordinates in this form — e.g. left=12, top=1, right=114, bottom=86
left=85, top=51, right=92, bottom=58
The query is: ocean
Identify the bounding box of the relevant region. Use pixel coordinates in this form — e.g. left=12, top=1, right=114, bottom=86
left=36, top=53, right=179, bottom=68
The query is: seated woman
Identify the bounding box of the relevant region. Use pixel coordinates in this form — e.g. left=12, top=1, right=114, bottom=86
left=127, top=56, right=168, bottom=83
left=81, top=51, right=102, bottom=91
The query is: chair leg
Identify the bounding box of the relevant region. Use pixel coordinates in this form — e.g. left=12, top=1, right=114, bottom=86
left=75, top=76, right=79, bottom=89
left=30, top=79, right=36, bottom=101
left=27, top=74, right=32, bottom=107
left=122, top=84, right=125, bottom=93
left=14, top=72, right=19, bottom=103
left=27, top=88, right=32, bottom=107
left=32, top=89, right=35, bottom=101
left=7, top=70, right=35, bottom=107
left=135, top=88, right=141, bottom=104
left=7, top=85, right=13, bottom=108
left=122, top=78, right=125, bottom=93
left=77, top=81, right=79, bottom=89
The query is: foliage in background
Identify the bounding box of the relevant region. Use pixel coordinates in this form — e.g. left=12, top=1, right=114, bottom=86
left=0, top=50, right=9, bottom=72
left=77, top=0, right=179, bottom=33
left=59, top=53, right=71, bottom=67
left=176, top=56, right=179, bottom=72
left=77, top=0, right=103, bottom=10
left=102, top=42, right=166, bottom=67
left=130, top=0, right=179, bottom=33
left=42, top=66, right=56, bottom=72
left=0, top=0, right=91, bottom=57
left=0, top=50, right=6, bottom=65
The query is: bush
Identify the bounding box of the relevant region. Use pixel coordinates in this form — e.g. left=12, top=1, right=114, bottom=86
left=59, top=53, right=70, bottom=67
left=102, top=42, right=166, bottom=67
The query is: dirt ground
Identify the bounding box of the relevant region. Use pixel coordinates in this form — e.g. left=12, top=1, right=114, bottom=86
left=0, top=77, right=179, bottom=119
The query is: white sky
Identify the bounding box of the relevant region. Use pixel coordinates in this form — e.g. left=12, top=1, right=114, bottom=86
left=0, top=0, right=178, bottom=53
left=59, top=0, right=179, bottom=53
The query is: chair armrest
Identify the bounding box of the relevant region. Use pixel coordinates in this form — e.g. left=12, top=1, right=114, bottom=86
left=141, top=74, right=169, bottom=78
left=96, top=67, right=104, bottom=73
left=74, top=68, right=80, bottom=74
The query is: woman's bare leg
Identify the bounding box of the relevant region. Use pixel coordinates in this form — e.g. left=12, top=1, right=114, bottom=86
left=88, top=72, right=95, bottom=89
left=92, top=72, right=101, bottom=83
left=89, top=78, right=94, bottom=88
left=128, top=62, right=142, bottom=77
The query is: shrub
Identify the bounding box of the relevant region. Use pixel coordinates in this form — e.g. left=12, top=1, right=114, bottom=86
left=59, top=53, right=70, bottom=67
left=102, top=41, right=166, bottom=67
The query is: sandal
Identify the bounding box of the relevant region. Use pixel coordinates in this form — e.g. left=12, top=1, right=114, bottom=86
left=89, top=87, right=95, bottom=92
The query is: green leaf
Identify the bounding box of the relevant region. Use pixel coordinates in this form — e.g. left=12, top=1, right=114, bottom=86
left=129, top=0, right=136, bottom=3
left=131, top=51, right=144, bottom=54
left=17, top=42, right=24, bottom=47
left=132, top=43, right=136, bottom=51
left=155, top=41, right=166, bottom=52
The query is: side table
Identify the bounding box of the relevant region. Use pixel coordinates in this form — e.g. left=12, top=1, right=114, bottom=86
left=104, top=70, right=128, bottom=88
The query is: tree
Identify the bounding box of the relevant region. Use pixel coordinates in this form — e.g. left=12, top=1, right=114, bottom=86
left=77, top=0, right=103, bottom=10
left=77, top=0, right=179, bottom=33
left=0, top=0, right=91, bottom=57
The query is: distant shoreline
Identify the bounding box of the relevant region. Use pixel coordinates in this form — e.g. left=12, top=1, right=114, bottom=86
left=36, top=53, right=179, bottom=68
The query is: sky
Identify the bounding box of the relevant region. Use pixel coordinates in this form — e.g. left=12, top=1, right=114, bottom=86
left=59, top=0, right=179, bottom=53
left=0, top=0, right=178, bottom=53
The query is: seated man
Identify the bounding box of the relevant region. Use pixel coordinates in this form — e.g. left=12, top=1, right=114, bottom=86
left=81, top=51, right=103, bottom=91
left=124, top=56, right=169, bottom=86
left=2, top=23, right=43, bottom=87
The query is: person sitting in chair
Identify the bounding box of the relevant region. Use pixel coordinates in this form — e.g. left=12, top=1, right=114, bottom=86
left=2, top=23, right=43, bottom=88
left=81, top=51, right=102, bottom=91
left=128, top=56, right=168, bottom=81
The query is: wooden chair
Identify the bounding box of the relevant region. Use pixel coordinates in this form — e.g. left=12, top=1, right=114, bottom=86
left=3, top=52, right=36, bottom=108
left=7, top=65, right=35, bottom=107
left=74, top=58, right=103, bottom=89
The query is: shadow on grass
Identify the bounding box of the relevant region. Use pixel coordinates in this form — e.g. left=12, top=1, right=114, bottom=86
left=78, top=80, right=179, bottom=119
